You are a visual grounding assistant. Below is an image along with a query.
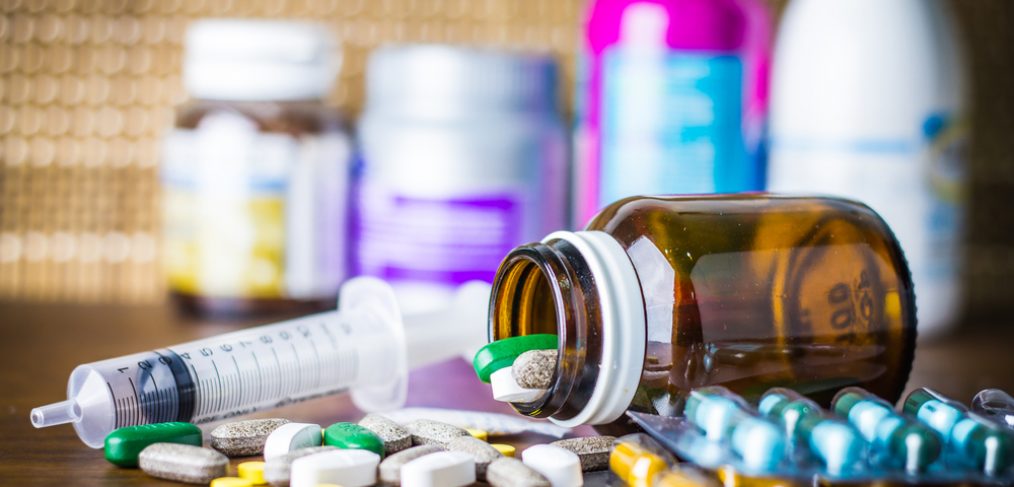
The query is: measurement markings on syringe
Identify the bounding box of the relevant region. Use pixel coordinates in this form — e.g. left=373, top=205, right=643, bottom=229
left=97, top=313, right=369, bottom=427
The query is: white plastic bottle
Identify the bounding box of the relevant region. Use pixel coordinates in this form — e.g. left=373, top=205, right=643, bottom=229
left=768, top=0, right=968, bottom=338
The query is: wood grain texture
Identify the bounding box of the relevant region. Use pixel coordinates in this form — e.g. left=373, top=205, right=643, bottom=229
left=0, top=302, right=1012, bottom=484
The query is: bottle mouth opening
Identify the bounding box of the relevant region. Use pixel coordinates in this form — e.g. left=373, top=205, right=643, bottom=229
left=490, top=241, right=593, bottom=420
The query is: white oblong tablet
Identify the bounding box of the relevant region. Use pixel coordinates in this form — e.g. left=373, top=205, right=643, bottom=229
left=521, top=444, right=583, bottom=487
left=401, top=451, right=476, bottom=487
left=263, top=422, right=323, bottom=460
left=491, top=367, right=547, bottom=403
left=290, top=449, right=381, bottom=487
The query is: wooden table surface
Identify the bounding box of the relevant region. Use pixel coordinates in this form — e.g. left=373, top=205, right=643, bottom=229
left=1, top=301, right=1012, bottom=485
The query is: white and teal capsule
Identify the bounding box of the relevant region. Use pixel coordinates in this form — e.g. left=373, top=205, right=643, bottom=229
left=684, top=387, right=786, bottom=473
left=759, top=388, right=867, bottom=476
left=905, top=387, right=1014, bottom=476
left=833, top=387, right=943, bottom=474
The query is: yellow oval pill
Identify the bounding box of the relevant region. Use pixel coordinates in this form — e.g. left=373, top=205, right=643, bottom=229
left=491, top=443, right=516, bottom=457
left=210, top=478, right=254, bottom=487
left=466, top=428, right=489, bottom=441
left=237, top=461, right=266, bottom=485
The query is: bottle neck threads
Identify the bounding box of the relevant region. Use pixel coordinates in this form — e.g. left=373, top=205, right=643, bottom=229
left=490, top=230, right=646, bottom=427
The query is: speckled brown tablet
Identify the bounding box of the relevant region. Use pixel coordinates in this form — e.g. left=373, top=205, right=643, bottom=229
left=486, top=457, right=551, bottom=487
left=138, top=443, right=228, bottom=484
left=359, top=413, right=413, bottom=454
left=405, top=419, right=470, bottom=446
left=550, top=436, right=615, bottom=471
left=378, top=444, right=446, bottom=484
left=446, top=435, right=502, bottom=479
left=210, top=418, right=290, bottom=457
left=512, top=349, right=557, bottom=389
left=263, top=446, right=340, bottom=487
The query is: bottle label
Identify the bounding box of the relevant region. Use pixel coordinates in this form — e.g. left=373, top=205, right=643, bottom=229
left=161, top=111, right=349, bottom=300
left=768, top=112, right=967, bottom=314
left=599, top=49, right=750, bottom=203
left=354, top=182, right=523, bottom=300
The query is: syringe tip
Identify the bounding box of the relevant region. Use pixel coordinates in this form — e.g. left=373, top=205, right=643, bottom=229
left=30, top=400, right=80, bottom=428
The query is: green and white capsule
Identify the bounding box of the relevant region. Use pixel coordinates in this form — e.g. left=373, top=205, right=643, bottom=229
left=758, top=388, right=822, bottom=439
left=683, top=387, right=753, bottom=441
left=833, top=387, right=942, bottom=474
left=685, top=387, right=785, bottom=472
left=905, top=387, right=1014, bottom=476
left=759, top=388, right=866, bottom=476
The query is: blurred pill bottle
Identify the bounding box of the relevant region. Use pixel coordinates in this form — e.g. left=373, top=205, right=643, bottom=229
left=162, top=20, right=350, bottom=317
left=572, top=0, right=772, bottom=227
left=354, top=45, right=567, bottom=313
left=767, top=0, right=968, bottom=338
left=489, top=194, right=916, bottom=433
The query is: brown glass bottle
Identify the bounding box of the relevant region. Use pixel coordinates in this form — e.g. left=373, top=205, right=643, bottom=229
left=490, top=194, right=916, bottom=431
left=163, top=20, right=348, bottom=318
left=167, top=100, right=347, bottom=317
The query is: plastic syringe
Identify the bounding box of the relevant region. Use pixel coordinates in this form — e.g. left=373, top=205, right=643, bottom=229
left=31, top=277, right=490, bottom=448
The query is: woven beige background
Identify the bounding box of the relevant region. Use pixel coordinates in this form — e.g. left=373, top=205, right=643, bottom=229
left=1, top=0, right=1012, bottom=320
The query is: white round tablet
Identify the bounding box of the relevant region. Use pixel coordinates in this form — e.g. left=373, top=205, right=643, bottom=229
left=290, top=449, right=381, bottom=487
left=401, top=451, right=476, bottom=487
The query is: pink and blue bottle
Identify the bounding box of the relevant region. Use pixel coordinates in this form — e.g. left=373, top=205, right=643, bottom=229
left=573, top=0, right=771, bottom=226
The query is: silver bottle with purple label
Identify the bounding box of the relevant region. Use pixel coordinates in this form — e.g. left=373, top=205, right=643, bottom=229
left=355, top=44, right=567, bottom=312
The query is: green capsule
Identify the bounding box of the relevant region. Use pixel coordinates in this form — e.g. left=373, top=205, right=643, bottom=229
left=801, top=414, right=867, bottom=476
left=472, top=334, right=557, bottom=383
left=905, top=387, right=1014, bottom=475
left=104, top=422, right=202, bottom=467
left=952, top=416, right=1014, bottom=476
left=834, top=387, right=942, bottom=473
left=322, top=422, right=385, bottom=457
left=684, top=387, right=753, bottom=441
left=758, top=388, right=821, bottom=439
left=904, top=388, right=965, bottom=435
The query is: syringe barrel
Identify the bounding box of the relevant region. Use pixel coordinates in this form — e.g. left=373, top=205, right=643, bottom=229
left=56, top=287, right=405, bottom=448
left=36, top=277, right=491, bottom=448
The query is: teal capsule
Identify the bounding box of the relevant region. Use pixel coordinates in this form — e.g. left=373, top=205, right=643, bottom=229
left=104, top=422, right=203, bottom=467
left=729, top=417, right=785, bottom=472
left=801, top=414, right=867, bottom=476
left=904, top=388, right=965, bottom=435
left=759, top=388, right=866, bottom=476
left=973, top=389, right=1014, bottom=431
left=833, top=387, right=942, bottom=474
left=951, top=415, right=1014, bottom=476
left=684, top=387, right=752, bottom=441
left=758, top=388, right=821, bottom=439
left=906, top=387, right=1014, bottom=476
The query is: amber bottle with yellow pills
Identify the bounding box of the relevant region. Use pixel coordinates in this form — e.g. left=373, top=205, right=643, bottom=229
left=489, top=194, right=916, bottom=431
left=162, top=20, right=350, bottom=316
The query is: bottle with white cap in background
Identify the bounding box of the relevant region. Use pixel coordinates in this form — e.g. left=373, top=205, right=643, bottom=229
left=767, top=0, right=969, bottom=338
left=354, top=44, right=567, bottom=313
left=162, top=20, right=351, bottom=317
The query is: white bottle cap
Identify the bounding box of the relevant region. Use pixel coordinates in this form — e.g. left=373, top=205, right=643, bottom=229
left=364, top=44, right=558, bottom=120
left=184, top=19, right=340, bottom=101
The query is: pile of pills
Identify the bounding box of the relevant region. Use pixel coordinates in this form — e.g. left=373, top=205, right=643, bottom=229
left=102, top=411, right=616, bottom=487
